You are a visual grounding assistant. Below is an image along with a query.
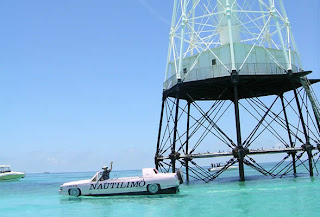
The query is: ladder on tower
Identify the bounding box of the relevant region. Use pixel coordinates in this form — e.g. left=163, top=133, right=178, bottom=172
left=300, top=76, right=320, bottom=132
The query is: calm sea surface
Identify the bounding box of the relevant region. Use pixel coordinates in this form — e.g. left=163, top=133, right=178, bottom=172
left=1, top=164, right=320, bottom=217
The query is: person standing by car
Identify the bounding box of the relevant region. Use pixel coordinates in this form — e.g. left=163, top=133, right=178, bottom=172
left=100, top=161, right=113, bottom=181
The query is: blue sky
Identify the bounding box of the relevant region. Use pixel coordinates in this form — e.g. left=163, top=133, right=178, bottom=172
left=0, top=0, right=319, bottom=173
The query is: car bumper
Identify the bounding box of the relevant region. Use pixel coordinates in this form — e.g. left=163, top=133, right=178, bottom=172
left=59, top=189, right=68, bottom=196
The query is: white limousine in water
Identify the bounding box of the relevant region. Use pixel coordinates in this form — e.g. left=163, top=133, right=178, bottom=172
left=59, top=168, right=183, bottom=197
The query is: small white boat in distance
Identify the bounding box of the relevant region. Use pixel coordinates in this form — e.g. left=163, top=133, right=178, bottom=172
left=59, top=168, right=184, bottom=197
left=208, top=164, right=238, bottom=172
left=0, top=165, right=25, bottom=180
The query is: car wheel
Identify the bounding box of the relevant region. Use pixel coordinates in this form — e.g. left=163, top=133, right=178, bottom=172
left=69, top=188, right=81, bottom=197
left=147, top=184, right=160, bottom=194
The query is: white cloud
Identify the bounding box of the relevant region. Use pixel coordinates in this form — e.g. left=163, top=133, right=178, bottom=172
left=138, top=0, right=170, bottom=26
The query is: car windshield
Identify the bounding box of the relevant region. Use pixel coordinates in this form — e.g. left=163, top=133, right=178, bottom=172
left=91, top=172, right=102, bottom=182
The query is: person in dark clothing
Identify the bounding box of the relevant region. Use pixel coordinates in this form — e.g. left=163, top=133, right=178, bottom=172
left=100, top=161, right=113, bottom=181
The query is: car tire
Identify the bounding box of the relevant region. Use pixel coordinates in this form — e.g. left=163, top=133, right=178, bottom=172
left=147, top=184, right=160, bottom=194
left=69, top=188, right=81, bottom=197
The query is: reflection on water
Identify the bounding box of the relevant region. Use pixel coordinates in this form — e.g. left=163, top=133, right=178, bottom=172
left=59, top=193, right=186, bottom=205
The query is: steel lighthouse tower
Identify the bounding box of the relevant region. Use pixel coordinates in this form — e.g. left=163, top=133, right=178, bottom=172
left=155, top=0, right=320, bottom=182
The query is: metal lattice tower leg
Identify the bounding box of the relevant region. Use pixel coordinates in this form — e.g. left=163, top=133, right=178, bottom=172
left=300, top=77, right=320, bottom=133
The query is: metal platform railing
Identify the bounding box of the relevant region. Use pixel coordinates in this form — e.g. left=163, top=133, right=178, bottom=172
left=157, top=147, right=306, bottom=160
left=164, top=63, right=300, bottom=90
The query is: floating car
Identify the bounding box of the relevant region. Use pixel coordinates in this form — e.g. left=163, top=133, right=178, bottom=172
left=59, top=168, right=183, bottom=197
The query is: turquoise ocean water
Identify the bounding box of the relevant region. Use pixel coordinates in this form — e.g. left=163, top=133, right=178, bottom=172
left=1, top=164, right=320, bottom=217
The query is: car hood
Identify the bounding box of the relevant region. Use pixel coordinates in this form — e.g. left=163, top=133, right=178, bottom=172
left=62, top=179, right=91, bottom=186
